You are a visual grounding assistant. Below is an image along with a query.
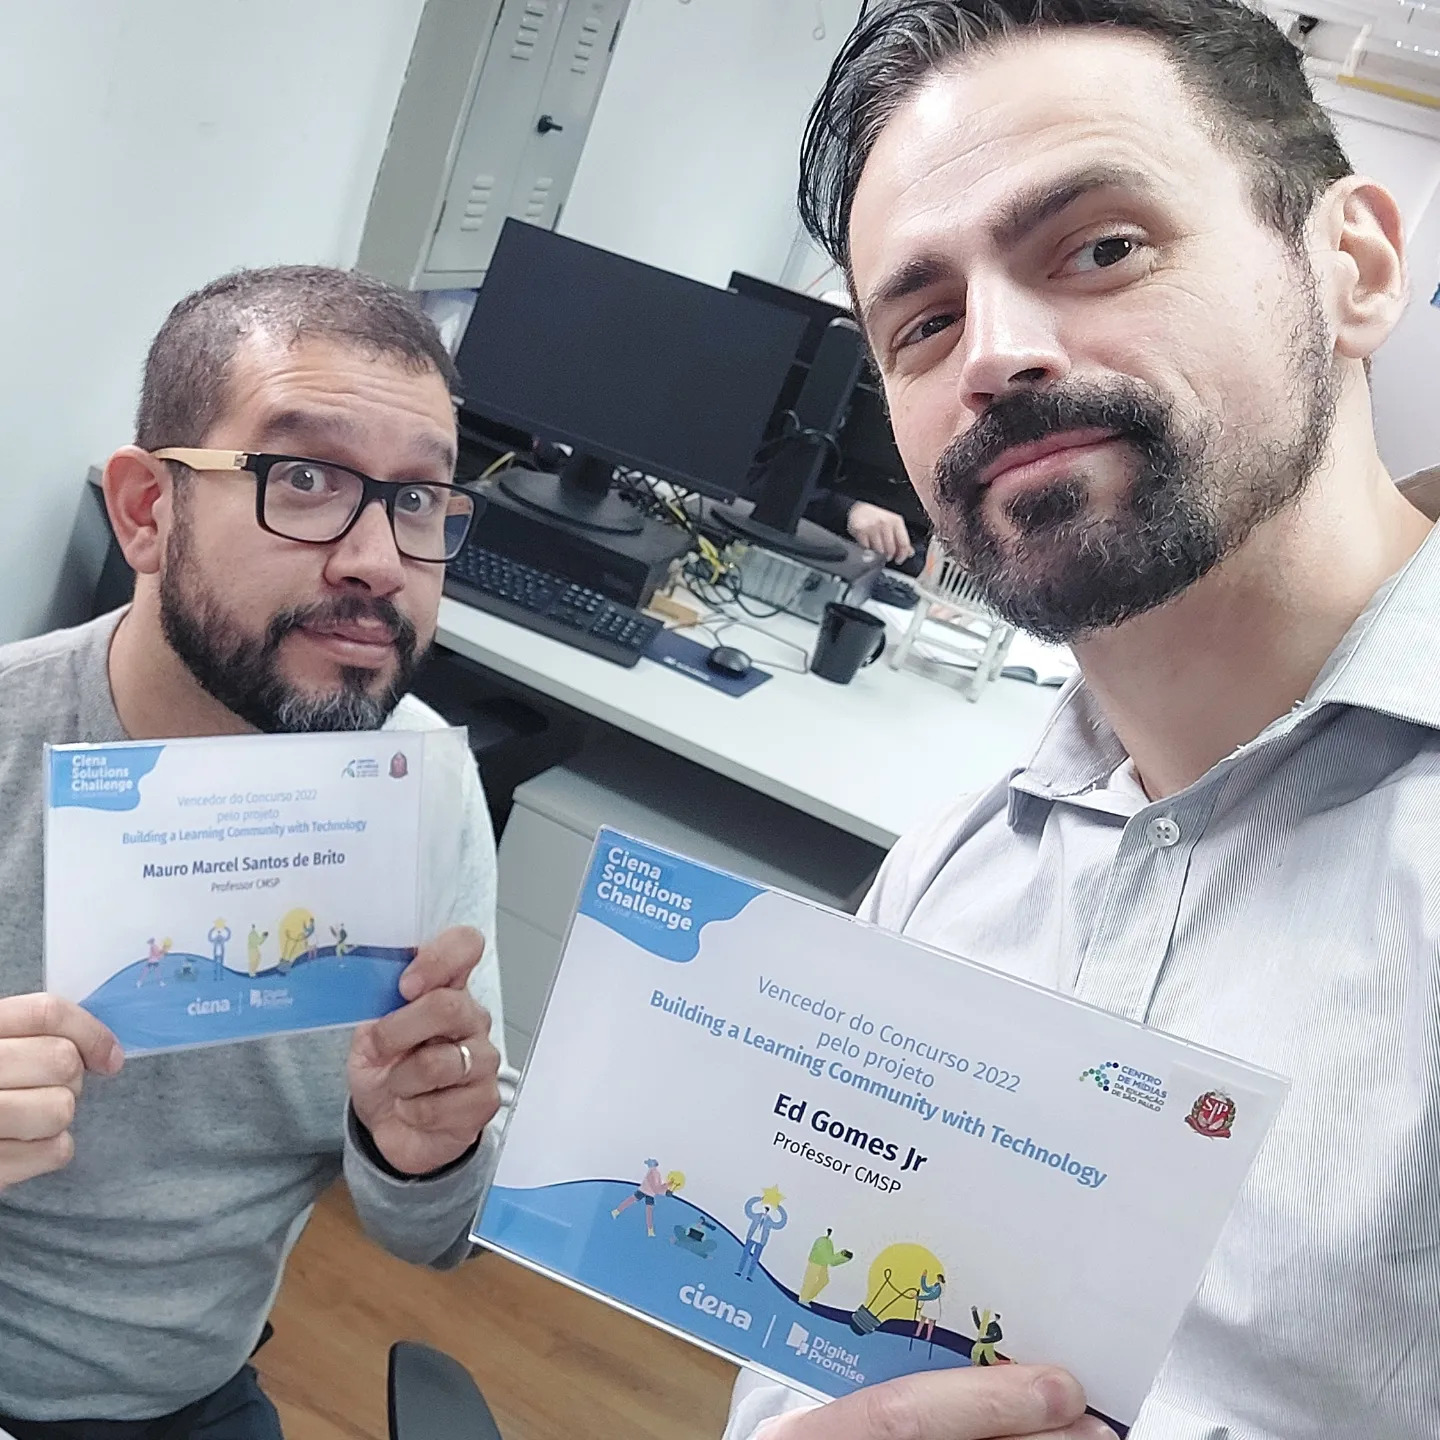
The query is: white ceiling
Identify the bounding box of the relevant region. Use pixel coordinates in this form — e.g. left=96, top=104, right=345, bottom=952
left=1260, top=0, right=1440, bottom=90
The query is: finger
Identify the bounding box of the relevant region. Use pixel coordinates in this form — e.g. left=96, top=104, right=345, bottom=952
left=395, top=1079, right=502, bottom=1137
left=995, top=1419, right=1118, bottom=1440
left=398, top=926, right=485, bottom=1002
left=0, top=1086, right=78, bottom=1143
left=0, top=995, right=122, bottom=1076
left=780, top=1366, right=1086, bottom=1440
left=0, top=1133, right=75, bottom=1189
left=386, top=1036, right=501, bottom=1100
left=0, top=1035, right=87, bottom=1094
left=364, top=989, right=489, bottom=1067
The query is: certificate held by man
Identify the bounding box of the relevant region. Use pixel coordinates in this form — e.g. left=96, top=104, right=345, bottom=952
left=43, top=727, right=469, bottom=1055
left=476, top=829, right=1287, bottom=1433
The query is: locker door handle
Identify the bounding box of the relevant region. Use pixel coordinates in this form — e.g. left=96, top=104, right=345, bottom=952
left=536, top=114, right=564, bottom=135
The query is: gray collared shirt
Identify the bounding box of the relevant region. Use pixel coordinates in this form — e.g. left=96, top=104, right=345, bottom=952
left=726, top=480, right=1440, bottom=1440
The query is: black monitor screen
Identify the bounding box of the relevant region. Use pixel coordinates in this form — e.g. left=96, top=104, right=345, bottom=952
left=455, top=222, right=809, bottom=501
left=726, top=272, right=910, bottom=491
left=727, top=272, right=849, bottom=366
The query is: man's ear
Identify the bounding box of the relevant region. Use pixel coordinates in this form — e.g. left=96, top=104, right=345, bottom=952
left=1314, top=176, right=1407, bottom=361
left=102, top=446, right=174, bottom=575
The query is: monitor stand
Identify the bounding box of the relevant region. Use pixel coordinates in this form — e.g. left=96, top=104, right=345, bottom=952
left=711, top=316, right=863, bottom=564
left=498, top=451, right=643, bottom=536
left=712, top=503, right=847, bottom=563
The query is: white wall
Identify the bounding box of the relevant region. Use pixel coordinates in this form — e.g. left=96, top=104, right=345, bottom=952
left=0, top=0, right=425, bottom=643
left=558, top=0, right=860, bottom=288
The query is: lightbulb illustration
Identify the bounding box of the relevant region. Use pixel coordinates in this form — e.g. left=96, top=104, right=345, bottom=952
left=849, top=1242, right=946, bottom=1336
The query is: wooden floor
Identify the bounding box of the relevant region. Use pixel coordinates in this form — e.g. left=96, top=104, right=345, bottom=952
left=254, top=1186, right=737, bottom=1440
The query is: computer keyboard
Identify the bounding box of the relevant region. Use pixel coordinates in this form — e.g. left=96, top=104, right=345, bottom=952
left=445, top=542, right=663, bottom=668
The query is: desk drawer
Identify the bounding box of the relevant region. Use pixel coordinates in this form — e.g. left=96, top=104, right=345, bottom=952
left=497, top=804, right=596, bottom=939
left=495, top=907, right=566, bottom=1057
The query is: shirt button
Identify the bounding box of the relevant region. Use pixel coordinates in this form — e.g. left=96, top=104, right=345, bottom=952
left=1147, top=816, right=1181, bottom=849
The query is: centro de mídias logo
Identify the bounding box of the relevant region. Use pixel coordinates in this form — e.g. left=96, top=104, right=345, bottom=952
left=1079, top=1060, right=1168, bottom=1112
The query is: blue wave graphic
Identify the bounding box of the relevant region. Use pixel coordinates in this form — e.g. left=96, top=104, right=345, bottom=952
left=81, top=945, right=411, bottom=1054
left=474, top=1179, right=1122, bottom=1431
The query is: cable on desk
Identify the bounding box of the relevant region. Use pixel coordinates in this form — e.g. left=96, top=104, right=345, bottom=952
left=478, top=450, right=516, bottom=482
left=678, top=560, right=814, bottom=673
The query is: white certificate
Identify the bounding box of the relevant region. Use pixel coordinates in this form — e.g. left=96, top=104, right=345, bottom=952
left=475, top=829, right=1286, bottom=1433
left=44, top=727, right=468, bottom=1055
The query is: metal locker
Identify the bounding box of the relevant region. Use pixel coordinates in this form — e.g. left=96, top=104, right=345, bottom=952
left=358, top=0, right=628, bottom=291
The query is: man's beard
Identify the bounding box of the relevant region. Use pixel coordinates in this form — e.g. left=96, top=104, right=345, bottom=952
left=159, top=508, right=422, bottom=733
left=928, top=298, right=1339, bottom=643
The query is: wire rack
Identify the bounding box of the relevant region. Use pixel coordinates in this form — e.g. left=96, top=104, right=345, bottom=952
left=886, top=541, right=1016, bottom=702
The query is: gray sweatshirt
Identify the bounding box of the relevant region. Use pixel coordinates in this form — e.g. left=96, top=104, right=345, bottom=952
left=0, top=612, right=514, bottom=1421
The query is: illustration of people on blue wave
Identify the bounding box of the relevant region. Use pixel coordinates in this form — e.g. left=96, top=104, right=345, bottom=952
left=330, top=923, right=353, bottom=960
left=247, top=924, right=269, bottom=977
left=914, top=1270, right=946, bottom=1346
left=611, top=1158, right=685, bottom=1237
left=800, top=1227, right=853, bottom=1307
left=970, top=1305, right=1006, bottom=1366
left=736, top=1187, right=788, bottom=1281
left=137, top=937, right=171, bottom=987
left=672, top=1216, right=718, bottom=1258
left=208, top=919, right=232, bottom=981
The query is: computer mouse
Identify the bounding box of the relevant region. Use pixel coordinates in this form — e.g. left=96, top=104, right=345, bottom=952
left=707, top=645, right=753, bottom=679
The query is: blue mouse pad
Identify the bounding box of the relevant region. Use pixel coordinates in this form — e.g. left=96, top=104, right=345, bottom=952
left=643, top=628, right=772, bottom=696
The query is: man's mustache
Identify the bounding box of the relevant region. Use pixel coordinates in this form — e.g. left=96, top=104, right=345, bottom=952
left=934, top=382, right=1170, bottom=509
left=264, top=596, right=417, bottom=660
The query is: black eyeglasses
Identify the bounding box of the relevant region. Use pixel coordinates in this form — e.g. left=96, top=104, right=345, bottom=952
left=152, top=449, right=482, bottom=563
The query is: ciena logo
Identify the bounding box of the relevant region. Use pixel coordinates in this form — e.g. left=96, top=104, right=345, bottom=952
left=187, top=998, right=230, bottom=1016
left=678, top=1283, right=752, bottom=1331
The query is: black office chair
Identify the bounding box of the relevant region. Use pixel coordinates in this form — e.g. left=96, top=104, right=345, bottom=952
left=388, top=1342, right=504, bottom=1440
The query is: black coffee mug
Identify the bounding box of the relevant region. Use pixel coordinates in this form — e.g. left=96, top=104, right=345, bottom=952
left=810, top=603, right=887, bottom=684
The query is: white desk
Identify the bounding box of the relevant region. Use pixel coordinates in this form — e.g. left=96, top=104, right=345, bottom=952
left=435, top=597, right=1060, bottom=849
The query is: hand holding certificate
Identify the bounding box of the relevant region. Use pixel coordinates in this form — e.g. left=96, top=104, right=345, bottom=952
left=33, top=725, right=502, bottom=1185
left=0, top=993, right=124, bottom=1191
left=476, top=831, right=1287, bottom=1435
left=43, top=727, right=473, bottom=1056
left=348, top=925, right=503, bottom=1175
left=768, top=1365, right=1108, bottom=1440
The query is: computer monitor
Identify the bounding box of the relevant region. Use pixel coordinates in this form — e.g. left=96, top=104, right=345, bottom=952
left=843, top=381, right=909, bottom=482
left=455, top=221, right=809, bottom=536
left=727, top=272, right=849, bottom=366
left=726, top=274, right=923, bottom=555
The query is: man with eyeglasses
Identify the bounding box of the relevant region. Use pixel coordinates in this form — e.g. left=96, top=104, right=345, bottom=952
left=0, top=267, right=510, bottom=1440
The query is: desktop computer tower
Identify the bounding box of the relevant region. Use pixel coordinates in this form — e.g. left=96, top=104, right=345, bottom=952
left=466, top=480, right=691, bottom=610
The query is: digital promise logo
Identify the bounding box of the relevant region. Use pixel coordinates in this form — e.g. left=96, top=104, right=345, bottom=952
left=781, top=1323, right=865, bottom=1384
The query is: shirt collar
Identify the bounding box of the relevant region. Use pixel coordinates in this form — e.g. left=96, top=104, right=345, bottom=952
left=1307, top=470, right=1440, bottom=727
left=1008, top=468, right=1440, bottom=822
